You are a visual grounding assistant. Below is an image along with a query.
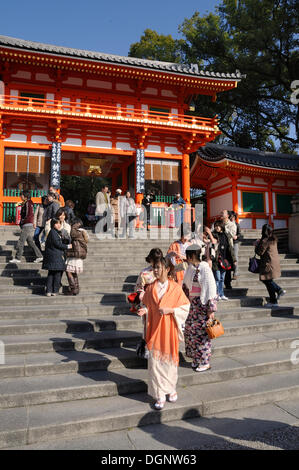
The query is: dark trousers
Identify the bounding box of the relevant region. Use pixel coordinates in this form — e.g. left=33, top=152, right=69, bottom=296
left=262, top=279, right=282, bottom=304
left=224, top=269, right=232, bottom=288
left=46, top=270, right=63, bottom=294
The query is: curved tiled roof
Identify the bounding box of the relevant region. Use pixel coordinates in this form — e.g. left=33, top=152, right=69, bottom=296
left=0, top=35, right=244, bottom=81
left=198, top=143, right=299, bottom=171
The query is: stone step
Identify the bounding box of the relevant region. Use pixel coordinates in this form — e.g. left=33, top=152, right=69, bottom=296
left=0, top=346, right=145, bottom=379
left=0, top=298, right=294, bottom=322
left=0, top=270, right=298, bottom=289
left=0, top=312, right=297, bottom=338
left=0, top=281, right=297, bottom=297
left=0, top=291, right=265, bottom=307
left=1, top=322, right=298, bottom=358
left=0, top=292, right=129, bottom=305
left=0, top=348, right=298, bottom=410
left=1, top=368, right=299, bottom=449
left=1, top=330, right=142, bottom=355
left=7, top=396, right=299, bottom=450
left=223, top=286, right=298, bottom=297
left=0, top=278, right=297, bottom=298
left=0, top=302, right=131, bottom=320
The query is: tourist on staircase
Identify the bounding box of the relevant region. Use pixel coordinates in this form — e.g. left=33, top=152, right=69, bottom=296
left=42, top=192, right=60, bottom=240
left=167, top=223, right=192, bottom=285
left=42, top=218, right=72, bottom=297
left=229, top=211, right=242, bottom=281
left=49, top=186, right=65, bottom=208
left=212, top=220, right=236, bottom=300
left=10, top=190, right=44, bottom=264
left=219, top=209, right=236, bottom=290
left=54, top=208, right=71, bottom=242
left=65, top=218, right=88, bottom=296
left=119, top=191, right=137, bottom=239
left=33, top=195, right=47, bottom=253
left=255, top=223, right=286, bottom=307
left=64, top=200, right=76, bottom=225
left=183, top=244, right=217, bottom=372
left=137, top=256, right=190, bottom=410
left=95, top=184, right=111, bottom=234
left=110, top=189, right=122, bottom=238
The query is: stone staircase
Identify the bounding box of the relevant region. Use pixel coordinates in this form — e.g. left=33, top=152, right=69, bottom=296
left=0, top=227, right=299, bottom=449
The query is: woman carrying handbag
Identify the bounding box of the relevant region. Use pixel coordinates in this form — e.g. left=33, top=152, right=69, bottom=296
left=65, top=218, right=89, bottom=295
left=183, top=244, right=218, bottom=372
left=255, top=224, right=286, bottom=307
left=212, top=220, right=236, bottom=300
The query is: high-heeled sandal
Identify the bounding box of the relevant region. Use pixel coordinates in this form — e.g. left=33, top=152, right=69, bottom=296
left=168, top=392, right=178, bottom=403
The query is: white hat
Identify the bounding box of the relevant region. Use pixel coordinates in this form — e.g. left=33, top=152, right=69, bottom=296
left=116, top=188, right=122, bottom=194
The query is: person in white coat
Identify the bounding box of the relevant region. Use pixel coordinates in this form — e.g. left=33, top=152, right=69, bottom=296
left=95, top=184, right=111, bottom=234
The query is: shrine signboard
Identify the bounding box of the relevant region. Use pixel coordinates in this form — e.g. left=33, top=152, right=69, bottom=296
left=50, top=142, right=61, bottom=189
left=136, top=148, right=145, bottom=194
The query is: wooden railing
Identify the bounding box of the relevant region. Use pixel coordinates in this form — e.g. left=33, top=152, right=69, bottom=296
left=0, top=190, right=47, bottom=224
left=0, top=95, right=219, bottom=131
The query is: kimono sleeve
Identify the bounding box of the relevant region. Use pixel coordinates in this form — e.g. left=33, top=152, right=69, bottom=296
left=172, top=287, right=190, bottom=342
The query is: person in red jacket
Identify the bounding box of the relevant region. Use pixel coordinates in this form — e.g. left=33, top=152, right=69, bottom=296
left=10, top=190, right=43, bottom=264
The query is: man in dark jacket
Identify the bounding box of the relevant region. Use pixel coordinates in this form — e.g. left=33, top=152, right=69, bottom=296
left=10, top=190, right=43, bottom=263
left=42, top=192, right=60, bottom=228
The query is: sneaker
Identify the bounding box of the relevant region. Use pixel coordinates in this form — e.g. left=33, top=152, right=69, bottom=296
left=220, top=295, right=229, bottom=301
left=46, top=293, right=52, bottom=297
left=264, top=302, right=278, bottom=308
left=195, top=364, right=211, bottom=372
left=9, top=258, right=21, bottom=263
left=34, top=257, right=43, bottom=263
left=277, top=289, right=286, bottom=300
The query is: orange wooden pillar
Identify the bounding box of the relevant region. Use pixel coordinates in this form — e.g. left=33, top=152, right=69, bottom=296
left=231, top=174, right=238, bottom=218
left=182, top=153, right=190, bottom=203
left=0, top=138, right=4, bottom=224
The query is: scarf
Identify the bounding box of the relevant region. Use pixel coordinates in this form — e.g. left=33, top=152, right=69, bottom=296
left=142, top=280, right=190, bottom=366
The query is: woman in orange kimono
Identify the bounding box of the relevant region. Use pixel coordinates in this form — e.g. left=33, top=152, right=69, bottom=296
left=138, top=257, right=190, bottom=410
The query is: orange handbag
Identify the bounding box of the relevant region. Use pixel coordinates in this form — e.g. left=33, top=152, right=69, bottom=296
left=206, top=319, right=224, bottom=339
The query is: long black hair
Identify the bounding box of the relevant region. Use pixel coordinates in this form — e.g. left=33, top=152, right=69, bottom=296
left=261, top=224, right=277, bottom=242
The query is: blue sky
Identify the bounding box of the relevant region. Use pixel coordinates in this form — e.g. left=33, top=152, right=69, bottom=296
left=0, top=0, right=220, bottom=56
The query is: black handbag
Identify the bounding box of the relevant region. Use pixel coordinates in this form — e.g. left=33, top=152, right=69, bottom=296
left=136, top=339, right=149, bottom=359
left=248, top=255, right=260, bottom=274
